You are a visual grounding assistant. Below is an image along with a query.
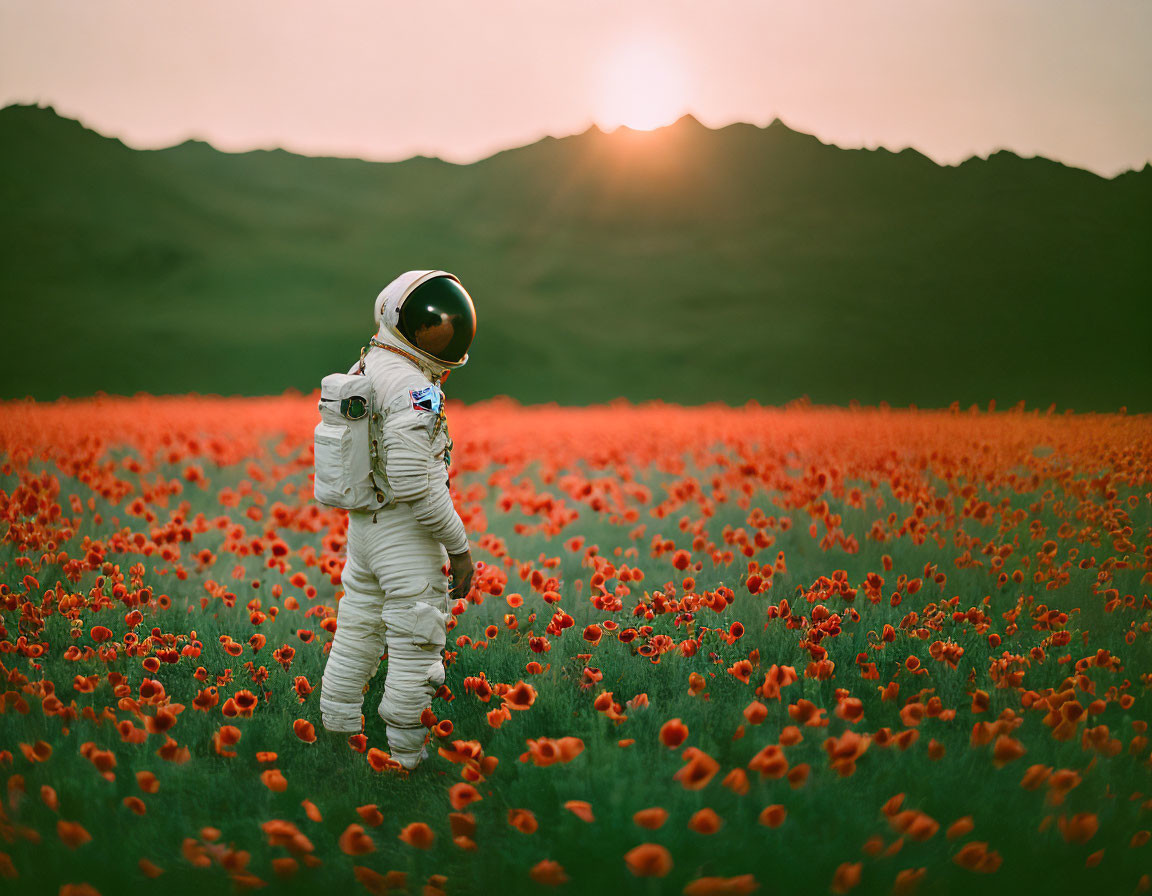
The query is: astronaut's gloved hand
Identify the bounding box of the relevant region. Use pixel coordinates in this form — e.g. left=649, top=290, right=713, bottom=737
left=448, top=549, right=474, bottom=601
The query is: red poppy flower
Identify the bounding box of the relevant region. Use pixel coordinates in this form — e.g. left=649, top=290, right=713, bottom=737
left=398, top=822, right=435, bottom=849
left=293, top=719, right=316, bottom=743
left=339, top=824, right=375, bottom=855
left=633, top=807, right=668, bottom=829
left=508, top=809, right=538, bottom=834
left=563, top=800, right=594, bottom=822
left=759, top=805, right=786, bottom=828
left=530, top=860, right=569, bottom=886
left=449, top=783, right=482, bottom=810
left=57, top=820, right=92, bottom=849
left=683, top=875, right=759, bottom=896
left=624, top=843, right=673, bottom=877
left=688, top=808, right=723, bottom=834
left=659, top=718, right=689, bottom=748
left=674, top=748, right=720, bottom=791
left=356, top=805, right=384, bottom=827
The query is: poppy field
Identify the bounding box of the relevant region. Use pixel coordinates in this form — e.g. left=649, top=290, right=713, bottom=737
left=1, top=395, right=1150, bottom=896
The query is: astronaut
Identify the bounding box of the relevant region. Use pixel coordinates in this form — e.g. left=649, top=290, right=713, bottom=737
left=319, top=270, right=476, bottom=770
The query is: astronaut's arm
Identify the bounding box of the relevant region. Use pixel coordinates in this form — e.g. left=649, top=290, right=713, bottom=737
left=383, top=407, right=469, bottom=555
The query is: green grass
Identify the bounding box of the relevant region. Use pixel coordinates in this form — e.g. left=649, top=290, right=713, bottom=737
left=2, top=410, right=1151, bottom=895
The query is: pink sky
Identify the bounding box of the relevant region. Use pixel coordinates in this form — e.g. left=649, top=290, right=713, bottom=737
left=2, top=0, right=1150, bottom=176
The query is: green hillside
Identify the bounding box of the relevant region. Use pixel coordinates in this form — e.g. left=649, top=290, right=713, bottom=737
left=1, top=104, right=1149, bottom=409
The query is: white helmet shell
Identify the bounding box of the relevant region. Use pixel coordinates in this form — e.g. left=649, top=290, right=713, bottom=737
left=372, top=270, right=469, bottom=371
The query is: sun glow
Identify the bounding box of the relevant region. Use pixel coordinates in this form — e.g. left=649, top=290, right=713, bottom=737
left=595, top=38, right=688, bottom=132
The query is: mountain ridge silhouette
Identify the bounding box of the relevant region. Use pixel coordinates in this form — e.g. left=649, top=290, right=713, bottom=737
left=2, top=103, right=1149, bottom=410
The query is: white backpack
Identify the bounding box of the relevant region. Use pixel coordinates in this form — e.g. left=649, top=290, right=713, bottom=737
left=313, top=358, right=391, bottom=511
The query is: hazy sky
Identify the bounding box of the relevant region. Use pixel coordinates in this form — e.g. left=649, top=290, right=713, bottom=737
left=2, top=0, right=1150, bottom=176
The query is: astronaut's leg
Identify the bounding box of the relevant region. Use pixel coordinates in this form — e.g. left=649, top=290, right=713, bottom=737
left=319, top=515, right=388, bottom=733
left=361, top=502, right=451, bottom=769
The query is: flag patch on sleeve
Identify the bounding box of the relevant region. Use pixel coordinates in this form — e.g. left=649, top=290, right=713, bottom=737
left=410, top=385, right=442, bottom=414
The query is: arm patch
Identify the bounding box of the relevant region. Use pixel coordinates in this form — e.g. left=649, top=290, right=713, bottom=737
left=410, top=385, right=443, bottom=414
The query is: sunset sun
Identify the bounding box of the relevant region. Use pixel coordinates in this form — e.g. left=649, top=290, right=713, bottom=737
left=595, top=38, right=687, bottom=132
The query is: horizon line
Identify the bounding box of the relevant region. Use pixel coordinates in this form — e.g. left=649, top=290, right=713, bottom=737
left=5, top=101, right=1149, bottom=181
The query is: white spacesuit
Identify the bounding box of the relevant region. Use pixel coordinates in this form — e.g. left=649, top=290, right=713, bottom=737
left=319, top=270, right=476, bottom=770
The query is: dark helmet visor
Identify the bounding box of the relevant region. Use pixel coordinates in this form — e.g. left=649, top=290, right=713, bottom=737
left=396, top=276, right=476, bottom=364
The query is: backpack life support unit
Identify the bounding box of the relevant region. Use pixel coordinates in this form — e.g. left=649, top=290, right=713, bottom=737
left=313, top=352, right=391, bottom=511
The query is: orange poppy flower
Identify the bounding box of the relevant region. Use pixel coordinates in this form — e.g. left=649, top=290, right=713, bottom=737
left=137, top=771, right=159, bottom=794
left=530, top=860, right=569, bottom=886
left=1020, top=764, right=1052, bottom=790
left=952, top=842, right=1002, bottom=873
left=892, top=868, right=925, bottom=896
left=823, top=730, right=871, bottom=776
left=659, top=718, right=689, bottom=748
left=743, top=701, right=768, bottom=725
left=260, top=769, right=287, bottom=792
left=633, top=807, right=668, bottom=830
left=193, top=687, right=219, bottom=712
left=830, top=862, right=862, bottom=893
left=759, top=664, right=798, bottom=700
left=563, top=800, right=594, bottom=822
left=302, top=800, right=323, bottom=822
left=1058, top=812, right=1099, bottom=844
left=523, top=737, right=584, bottom=767
left=624, top=843, right=672, bottom=877
left=293, top=719, right=316, bottom=743
left=947, top=817, right=975, bottom=840
left=723, top=769, right=750, bottom=795
left=449, top=783, right=482, bottom=810
left=991, top=735, right=1025, bottom=767
left=835, top=698, right=864, bottom=723
left=758, top=805, right=787, bottom=828
left=683, top=875, right=759, bottom=896
left=398, top=822, right=435, bottom=849
left=19, top=741, right=52, bottom=763
left=748, top=744, right=789, bottom=779
left=508, top=809, right=538, bottom=834
left=688, top=808, right=723, bottom=834
left=449, top=812, right=476, bottom=839
left=787, top=763, right=811, bottom=789
left=57, top=819, right=92, bottom=849
left=123, top=796, right=147, bottom=815
left=674, top=747, right=720, bottom=791
left=212, top=725, right=242, bottom=758
left=261, top=820, right=315, bottom=854
left=487, top=706, right=511, bottom=729
left=367, top=748, right=399, bottom=772
left=138, top=859, right=164, bottom=879
left=339, top=824, right=376, bottom=855
left=232, top=689, right=258, bottom=716
left=557, top=737, right=584, bottom=761
left=502, top=681, right=537, bottom=711
left=356, top=805, right=384, bottom=827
